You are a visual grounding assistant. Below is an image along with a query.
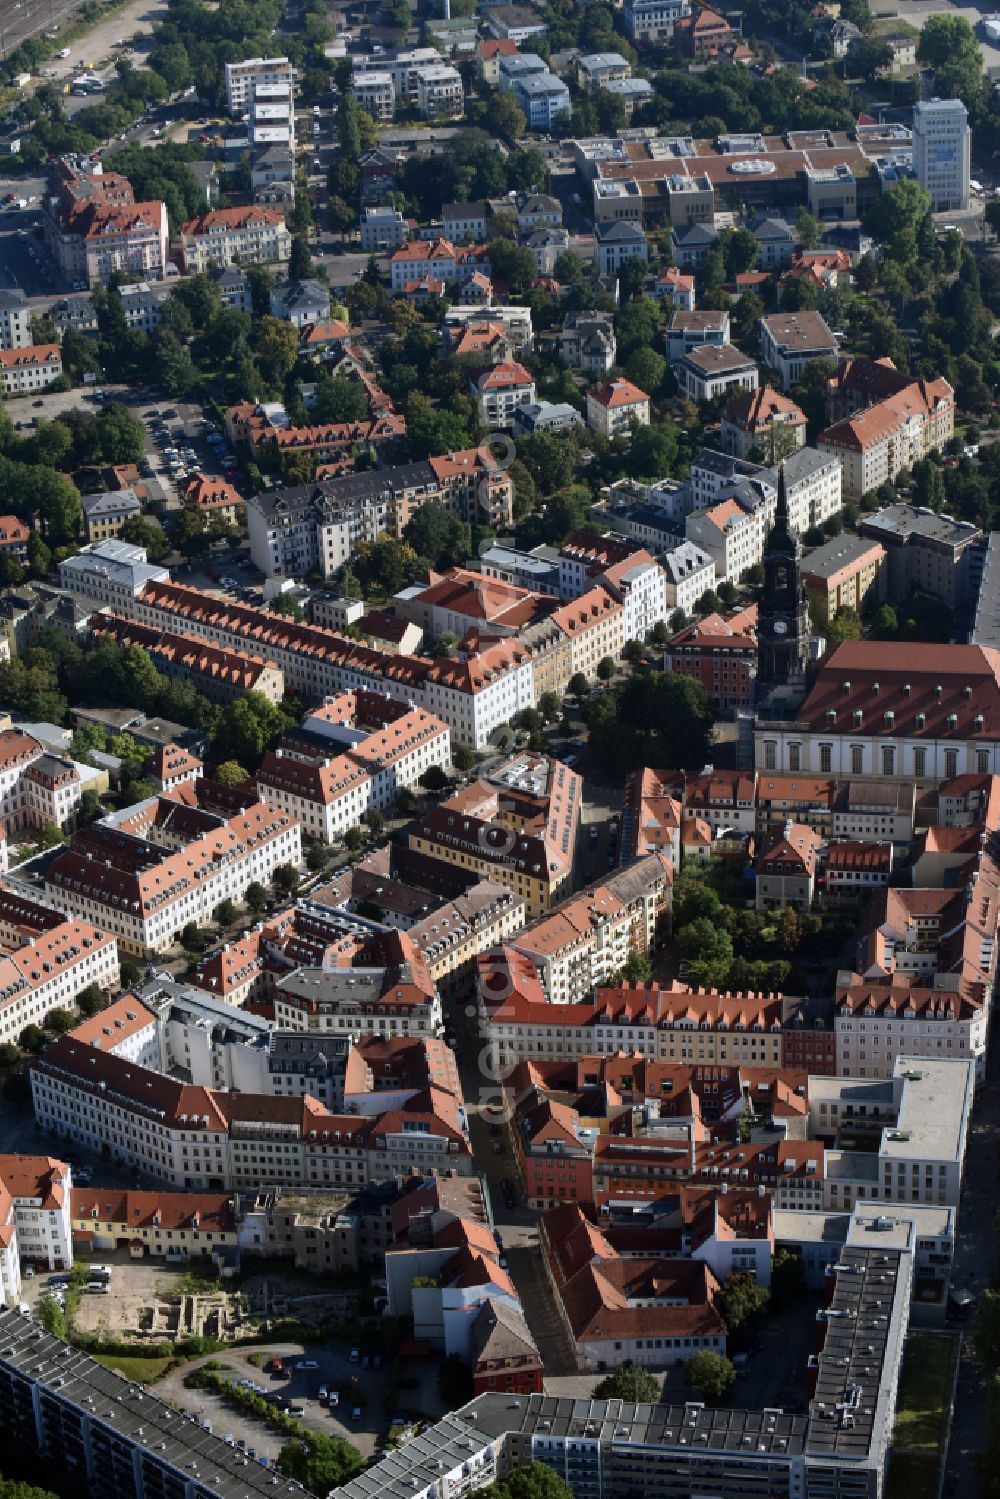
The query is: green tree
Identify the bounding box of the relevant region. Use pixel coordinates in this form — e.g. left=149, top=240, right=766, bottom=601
left=453, top=745, right=476, bottom=773
left=75, top=983, right=107, bottom=1017
left=366, top=808, right=386, bottom=838
left=215, top=760, right=249, bottom=787
left=538, top=691, right=561, bottom=721
left=272, top=864, right=300, bottom=896
left=276, top=1435, right=363, bottom=1493
left=687, top=1351, right=737, bottom=1405
left=596, top=656, right=616, bottom=681
left=215, top=898, right=238, bottom=926
left=343, top=825, right=364, bottom=851
left=118, top=517, right=168, bottom=563
left=306, top=841, right=330, bottom=873
left=419, top=764, right=449, bottom=792
left=244, top=881, right=268, bottom=916
left=719, top=1272, right=769, bottom=1347
left=36, top=1296, right=65, bottom=1338
left=404, top=504, right=472, bottom=570
left=676, top=918, right=733, bottom=988
left=288, top=236, right=313, bottom=281
left=568, top=672, right=589, bottom=699
left=45, top=1008, right=75, bottom=1034
left=916, top=13, right=983, bottom=102
left=593, top=1361, right=659, bottom=1402
left=795, top=210, right=822, bottom=250
left=97, top=401, right=146, bottom=464
left=180, top=922, right=205, bottom=954
left=619, top=950, right=653, bottom=984
left=481, top=1463, right=575, bottom=1499
left=18, top=1025, right=46, bottom=1053
left=313, top=374, right=369, bottom=425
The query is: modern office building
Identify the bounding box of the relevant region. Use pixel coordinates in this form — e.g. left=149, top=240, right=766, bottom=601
left=912, top=98, right=970, bottom=212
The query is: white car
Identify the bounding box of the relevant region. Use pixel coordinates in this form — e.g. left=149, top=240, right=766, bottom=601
left=294, top=1359, right=318, bottom=1371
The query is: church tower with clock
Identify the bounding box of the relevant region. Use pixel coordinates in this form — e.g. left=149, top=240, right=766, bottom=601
left=756, top=462, right=811, bottom=711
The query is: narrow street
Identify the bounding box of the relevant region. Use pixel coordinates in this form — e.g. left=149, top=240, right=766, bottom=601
left=944, top=1032, right=1000, bottom=1495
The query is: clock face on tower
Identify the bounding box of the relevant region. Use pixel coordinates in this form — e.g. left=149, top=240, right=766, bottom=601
left=773, top=620, right=788, bottom=635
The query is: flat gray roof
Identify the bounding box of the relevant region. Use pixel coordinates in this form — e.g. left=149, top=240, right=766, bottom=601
left=883, top=1056, right=973, bottom=1163
left=0, top=1309, right=303, bottom=1499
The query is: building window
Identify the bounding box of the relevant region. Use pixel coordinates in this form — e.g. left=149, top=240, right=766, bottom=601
left=850, top=745, right=863, bottom=775
left=819, top=743, right=832, bottom=773
left=764, top=741, right=777, bottom=770
left=881, top=745, right=895, bottom=777
left=913, top=748, right=926, bottom=778
left=945, top=749, right=958, bottom=779
left=788, top=743, right=801, bottom=772
left=977, top=750, right=989, bottom=774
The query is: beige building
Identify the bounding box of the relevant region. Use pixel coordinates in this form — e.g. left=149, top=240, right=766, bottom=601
left=176, top=206, right=292, bottom=272
left=801, top=534, right=887, bottom=623
left=550, top=586, right=626, bottom=679
left=819, top=378, right=955, bottom=501
left=585, top=378, right=650, bottom=438
left=0, top=345, right=63, bottom=397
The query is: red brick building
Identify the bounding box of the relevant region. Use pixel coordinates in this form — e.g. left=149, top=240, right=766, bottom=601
left=470, top=1298, right=544, bottom=1394
left=664, top=604, right=758, bottom=711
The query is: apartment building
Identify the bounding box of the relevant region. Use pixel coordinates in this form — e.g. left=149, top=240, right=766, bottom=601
left=273, top=925, right=443, bottom=1039
left=59, top=538, right=169, bottom=613
left=471, top=362, right=537, bottom=428
left=415, top=64, right=464, bottom=118
left=353, top=69, right=396, bottom=120
left=485, top=975, right=786, bottom=1070
left=246, top=451, right=513, bottom=577
left=31, top=1037, right=469, bottom=1191
left=0, top=918, right=119, bottom=1049
left=857, top=503, right=979, bottom=611
left=125, top=577, right=534, bottom=749
left=665, top=605, right=758, bottom=711
left=224, top=55, right=294, bottom=114
left=801, top=534, right=887, bottom=623
left=0, top=1156, right=73, bottom=1297
left=90, top=614, right=284, bottom=704
left=328, top=1247, right=911, bottom=1499
left=513, top=72, right=571, bottom=130
left=585, top=378, right=650, bottom=438
left=409, top=753, right=581, bottom=917
left=666, top=309, right=730, bottom=366
left=44, top=793, right=302, bottom=956
left=81, top=487, right=142, bottom=542
left=623, top=0, right=691, bottom=39
left=549, top=586, right=624, bottom=678
left=759, top=311, right=840, bottom=390
left=686, top=485, right=773, bottom=583
left=912, top=97, right=970, bottom=212
left=390, top=237, right=490, bottom=293
left=777, top=446, right=843, bottom=533
left=257, top=692, right=451, bottom=842
left=818, top=378, right=955, bottom=501
left=43, top=159, right=170, bottom=286
left=509, top=853, right=673, bottom=1002
left=0, top=288, right=31, bottom=350
left=662, top=540, right=717, bottom=615
left=0, top=345, right=63, bottom=397
left=176, top=206, right=292, bottom=273
left=756, top=820, right=822, bottom=911
left=594, top=219, right=648, bottom=276
left=676, top=344, right=759, bottom=404
left=360, top=206, right=409, bottom=252
left=248, top=79, right=295, bottom=149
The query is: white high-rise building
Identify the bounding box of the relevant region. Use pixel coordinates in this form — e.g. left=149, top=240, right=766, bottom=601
left=224, top=56, right=294, bottom=116
left=912, top=98, right=970, bottom=213
left=249, top=79, right=296, bottom=148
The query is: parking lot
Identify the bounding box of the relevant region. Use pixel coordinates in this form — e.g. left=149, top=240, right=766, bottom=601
left=156, top=1341, right=401, bottom=1461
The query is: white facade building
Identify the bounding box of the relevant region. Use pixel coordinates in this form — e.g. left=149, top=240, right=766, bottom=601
left=224, top=56, right=294, bottom=116
left=912, top=98, right=970, bottom=213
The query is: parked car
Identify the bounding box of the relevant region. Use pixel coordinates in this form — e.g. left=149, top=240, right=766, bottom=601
left=294, top=1359, right=318, bottom=1371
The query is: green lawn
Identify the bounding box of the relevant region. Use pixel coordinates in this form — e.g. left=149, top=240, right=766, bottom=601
left=92, top=1353, right=174, bottom=1383
left=885, top=1331, right=959, bottom=1499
